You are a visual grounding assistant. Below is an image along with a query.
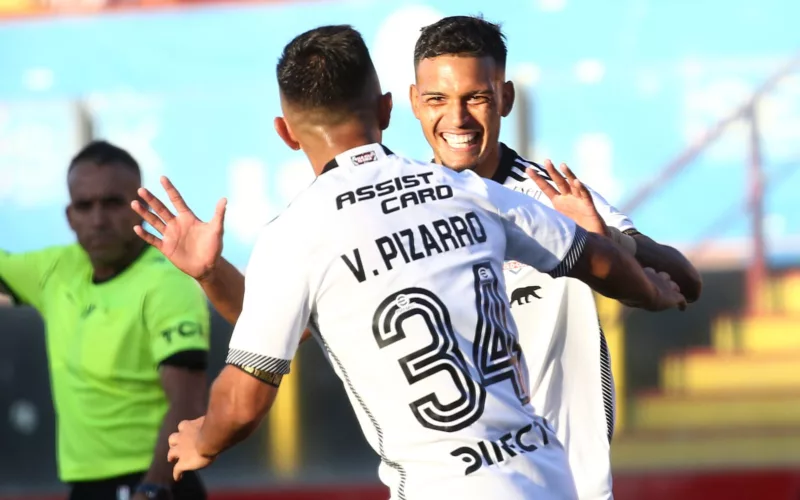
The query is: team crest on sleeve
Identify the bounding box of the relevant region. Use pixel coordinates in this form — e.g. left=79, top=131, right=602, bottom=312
left=503, top=260, right=528, bottom=274
left=351, top=151, right=378, bottom=165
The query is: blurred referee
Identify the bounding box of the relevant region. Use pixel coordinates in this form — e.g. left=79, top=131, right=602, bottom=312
left=0, top=141, right=209, bottom=500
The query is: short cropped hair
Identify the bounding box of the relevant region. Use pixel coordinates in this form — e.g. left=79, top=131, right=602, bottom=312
left=414, top=15, right=507, bottom=69
left=68, top=140, right=141, bottom=178
left=276, top=24, right=379, bottom=116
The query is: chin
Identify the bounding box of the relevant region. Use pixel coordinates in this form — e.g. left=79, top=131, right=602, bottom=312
left=440, top=159, right=479, bottom=172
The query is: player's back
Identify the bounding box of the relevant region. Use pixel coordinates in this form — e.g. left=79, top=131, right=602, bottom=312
left=269, top=144, right=578, bottom=499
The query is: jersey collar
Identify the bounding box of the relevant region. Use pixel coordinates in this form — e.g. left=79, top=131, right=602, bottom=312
left=428, top=142, right=519, bottom=183
left=490, top=142, right=521, bottom=184
left=321, top=143, right=394, bottom=174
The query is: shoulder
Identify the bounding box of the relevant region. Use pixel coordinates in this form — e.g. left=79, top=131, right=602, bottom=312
left=492, top=143, right=549, bottom=186
left=267, top=175, right=326, bottom=235
left=28, top=243, right=86, bottom=269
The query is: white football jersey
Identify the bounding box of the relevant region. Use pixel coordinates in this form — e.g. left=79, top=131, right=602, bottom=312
left=491, top=144, right=636, bottom=500
left=227, top=143, right=587, bottom=500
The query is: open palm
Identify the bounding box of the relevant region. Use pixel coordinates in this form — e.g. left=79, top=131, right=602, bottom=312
left=131, top=176, right=227, bottom=281
left=527, top=160, right=608, bottom=235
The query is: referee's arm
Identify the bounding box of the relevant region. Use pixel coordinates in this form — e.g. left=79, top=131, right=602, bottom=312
left=143, top=276, right=211, bottom=490
left=0, top=248, right=54, bottom=309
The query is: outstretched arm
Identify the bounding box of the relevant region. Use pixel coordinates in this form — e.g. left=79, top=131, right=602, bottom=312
left=167, top=212, right=309, bottom=480
left=486, top=175, right=686, bottom=312
left=195, top=258, right=245, bottom=325
left=528, top=160, right=702, bottom=303
left=566, top=230, right=684, bottom=311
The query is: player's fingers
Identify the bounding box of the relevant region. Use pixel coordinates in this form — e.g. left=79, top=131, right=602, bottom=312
left=131, top=200, right=167, bottom=233
left=570, top=177, right=595, bottom=203
left=658, top=271, right=671, bottom=281
left=543, top=160, right=571, bottom=194
left=177, top=420, right=188, bottom=432
left=168, top=432, right=180, bottom=447
left=526, top=168, right=560, bottom=199
left=677, top=293, right=687, bottom=312
left=560, top=163, right=578, bottom=182
left=133, top=225, right=163, bottom=250
left=161, top=176, right=196, bottom=217
left=167, top=446, right=178, bottom=462
left=212, top=197, right=228, bottom=230
left=137, top=187, right=176, bottom=223
left=173, top=463, right=183, bottom=482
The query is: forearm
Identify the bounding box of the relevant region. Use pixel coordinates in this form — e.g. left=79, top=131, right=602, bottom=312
left=632, top=233, right=702, bottom=302
left=570, top=232, right=659, bottom=310
left=196, top=366, right=276, bottom=458
left=198, top=258, right=245, bottom=324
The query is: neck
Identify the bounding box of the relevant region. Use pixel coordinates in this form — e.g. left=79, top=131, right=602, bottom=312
left=303, top=121, right=382, bottom=175
left=473, top=142, right=503, bottom=180
left=91, top=239, right=148, bottom=283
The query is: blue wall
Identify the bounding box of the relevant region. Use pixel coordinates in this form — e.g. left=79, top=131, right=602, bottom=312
left=1, top=0, right=798, bottom=266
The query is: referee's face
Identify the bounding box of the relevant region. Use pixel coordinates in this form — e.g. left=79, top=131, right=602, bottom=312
left=67, top=162, right=143, bottom=269
left=411, top=55, right=513, bottom=173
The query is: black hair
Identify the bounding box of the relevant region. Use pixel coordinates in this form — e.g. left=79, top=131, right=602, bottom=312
left=68, top=140, right=141, bottom=178
left=414, top=15, right=507, bottom=69
left=276, top=24, right=379, bottom=116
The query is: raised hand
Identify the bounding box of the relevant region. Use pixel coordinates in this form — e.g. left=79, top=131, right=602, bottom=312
left=131, top=176, right=226, bottom=281
left=527, top=160, right=607, bottom=235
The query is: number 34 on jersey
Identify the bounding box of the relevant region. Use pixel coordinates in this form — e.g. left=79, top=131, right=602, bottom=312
left=372, top=261, right=530, bottom=433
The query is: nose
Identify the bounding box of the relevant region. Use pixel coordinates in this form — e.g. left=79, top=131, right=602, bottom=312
left=88, top=205, right=110, bottom=230
left=445, top=99, right=472, bottom=128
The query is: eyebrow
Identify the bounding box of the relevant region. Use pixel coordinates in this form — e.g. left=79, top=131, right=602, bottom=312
left=420, top=89, right=496, bottom=97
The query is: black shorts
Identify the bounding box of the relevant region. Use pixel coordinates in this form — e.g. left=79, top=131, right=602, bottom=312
left=68, top=470, right=206, bottom=500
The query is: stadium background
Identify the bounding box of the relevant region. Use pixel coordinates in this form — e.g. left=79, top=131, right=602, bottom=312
left=1, top=0, right=799, bottom=498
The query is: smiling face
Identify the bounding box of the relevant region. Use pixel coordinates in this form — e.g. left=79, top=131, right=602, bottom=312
left=411, top=54, right=514, bottom=175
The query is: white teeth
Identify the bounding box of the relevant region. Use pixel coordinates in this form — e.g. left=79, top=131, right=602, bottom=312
left=443, top=133, right=477, bottom=148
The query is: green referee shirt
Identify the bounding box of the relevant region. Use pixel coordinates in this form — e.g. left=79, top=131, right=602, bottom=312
left=0, top=244, right=210, bottom=482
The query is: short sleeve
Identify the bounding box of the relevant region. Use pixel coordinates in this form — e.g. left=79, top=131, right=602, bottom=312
left=482, top=178, right=587, bottom=278
left=0, top=248, right=59, bottom=310
left=226, top=218, right=310, bottom=376
left=144, top=272, right=211, bottom=365
left=583, top=184, right=636, bottom=232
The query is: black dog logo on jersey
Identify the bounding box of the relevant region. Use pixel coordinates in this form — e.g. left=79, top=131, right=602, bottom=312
left=351, top=151, right=377, bottom=165
left=510, top=286, right=542, bottom=306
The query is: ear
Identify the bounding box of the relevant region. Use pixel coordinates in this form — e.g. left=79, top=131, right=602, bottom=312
left=409, top=84, right=421, bottom=119
left=65, top=204, right=76, bottom=231
left=378, top=92, right=393, bottom=131
left=501, top=80, right=515, bottom=117
left=274, top=116, right=301, bottom=151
